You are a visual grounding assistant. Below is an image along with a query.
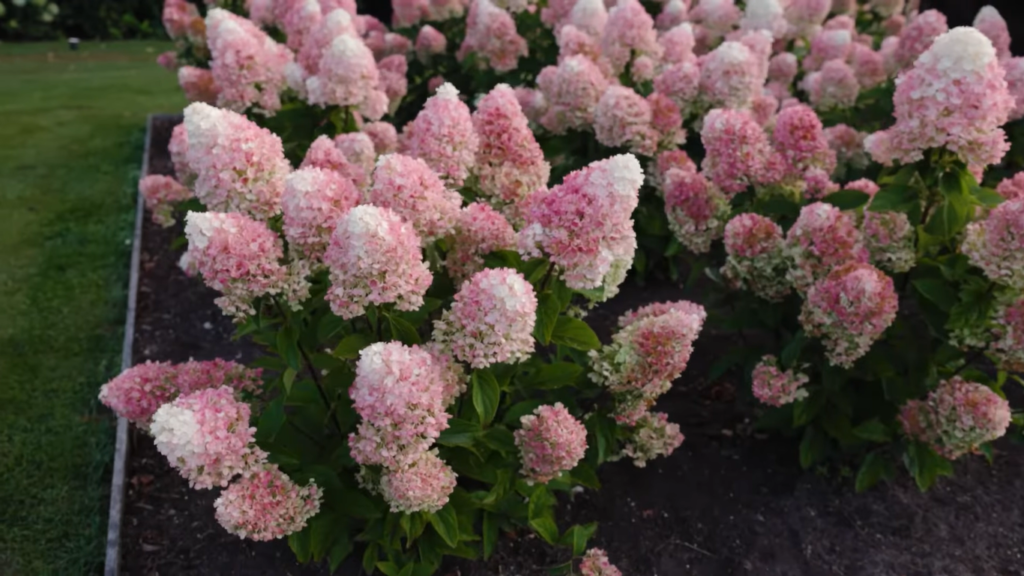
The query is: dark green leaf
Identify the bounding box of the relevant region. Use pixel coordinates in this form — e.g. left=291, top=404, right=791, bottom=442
left=362, top=543, right=379, bottom=575
left=282, top=368, right=297, bottom=396
left=793, top=393, right=826, bottom=427
left=482, top=249, right=524, bottom=271
left=912, top=279, right=958, bottom=312
left=376, top=562, right=401, bottom=576
left=938, top=166, right=970, bottom=199
left=867, top=184, right=918, bottom=213
left=924, top=194, right=972, bottom=241
left=569, top=462, right=600, bottom=489
left=288, top=526, right=312, bottom=563
left=438, top=418, right=482, bottom=448
left=533, top=293, right=560, bottom=345
left=333, top=333, right=374, bottom=359
left=328, top=536, right=354, bottom=573
left=480, top=426, right=516, bottom=454
left=971, top=186, right=1005, bottom=208
left=529, top=517, right=559, bottom=545
left=799, top=426, right=828, bottom=469
left=781, top=331, right=806, bottom=369
left=855, top=451, right=894, bottom=492
left=823, top=189, right=871, bottom=210
left=559, top=523, right=598, bottom=556
left=530, top=362, right=583, bottom=389
left=255, top=399, right=285, bottom=443
left=428, top=504, right=460, bottom=548
left=852, top=418, right=892, bottom=443
left=482, top=512, right=499, bottom=560
left=388, top=314, right=421, bottom=345
left=278, top=325, right=301, bottom=371
left=904, top=441, right=953, bottom=491
left=309, top=512, right=344, bottom=561
left=471, top=370, right=501, bottom=426
left=503, top=400, right=545, bottom=426
left=550, top=317, right=601, bottom=351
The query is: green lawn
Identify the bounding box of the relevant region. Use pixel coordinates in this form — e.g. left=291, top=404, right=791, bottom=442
left=0, top=41, right=184, bottom=575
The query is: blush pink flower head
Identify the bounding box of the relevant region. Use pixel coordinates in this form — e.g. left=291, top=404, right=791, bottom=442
left=324, top=205, right=432, bottom=319
left=163, top=0, right=201, bottom=40
left=621, top=411, right=684, bottom=467
left=768, top=52, right=798, bottom=84
left=900, top=377, right=1011, bottom=460
left=580, top=548, right=623, bottom=576
left=458, top=0, right=528, bottom=72
left=803, top=28, right=851, bottom=72
left=139, top=175, right=192, bottom=227
left=867, top=27, right=1014, bottom=170
left=472, top=84, right=551, bottom=216
left=987, top=296, right=1024, bottom=372
left=772, top=103, right=836, bottom=179
left=862, top=198, right=915, bottom=274
left=99, top=361, right=180, bottom=426
left=540, top=0, right=575, bottom=29
left=334, top=132, right=377, bottom=187
left=691, top=0, right=741, bottom=38
left=183, top=103, right=290, bottom=220
left=300, top=135, right=365, bottom=188
left=157, top=51, right=179, bottom=71
left=367, top=154, right=462, bottom=243
left=379, top=450, right=457, bottom=513
left=895, top=9, right=948, bottom=70
left=656, top=0, right=689, bottom=32
left=594, top=86, right=659, bottom=156
left=1002, top=57, right=1024, bottom=122
left=150, top=386, right=264, bottom=489
left=824, top=124, right=868, bottom=172
left=800, top=262, right=898, bottom=367
left=751, top=355, right=809, bottom=407
left=660, top=22, right=697, bottom=65
left=169, top=123, right=194, bottom=186
left=392, top=0, right=429, bottom=27
left=276, top=0, right=323, bottom=51
left=281, top=167, right=360, bottom=261
left=663, top=169, right=730, bottom=254
left=699, top=40, right=767, bottom=110
left=700, top=108, right=783, bottom=196
left=519, top=155, right=642, bottom=298
left=601, top=0, right=663, bottom=75
left=401, top=83, right=479, bottom=186
left=849, top=43, right=887, bottom=89
left=444, top=202, right=517, bottom=283
left=415, top=25, right=448, bottom=62
left=433, top=268, right=538, bottom=368
left=805, top=59, right=860, bottom=111
left=362, top=121, right=399, bottom=155
left=515, top=403, right=588, bottom=483
left=297, top=8, right=358, bottom=74
left=654, top=61, right=701, bottom=114
left=206, top=8, right=293, bottom=115
left=376, top=54, right=408, bottom=114
left=569, top=0, right=609, bottom=37
left=740, top=0, right=787, bottom=39
left=784, top=0, right=830, bottom=39
left=306, top=35, right=389, bottom=121
left=537, top=55, right=610, bottom=134
left=177, top=66, right=219, bottom=104
left=214, top=465, right=321, bottom=541
left=996, top=173, right=1024, bottom=201
left=786, top=202, right=868, bottom=293
left=962, top=198, right=1024, bottom=290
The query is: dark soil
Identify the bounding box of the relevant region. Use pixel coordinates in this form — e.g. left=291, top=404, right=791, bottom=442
left=121, top=116, right=1024, bottom=576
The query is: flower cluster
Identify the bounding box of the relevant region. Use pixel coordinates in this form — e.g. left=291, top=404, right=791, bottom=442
left=324, top=205, right=432, bottom=319
left=594, top=86, right=659, bottom=157
left=799, top=262, right=898, bottom=368
left=168, top=123, right=194, bottom=186
left=721, top=213, right=791, bottom=302
left=458, top=0, right=528, bottom=72
left=751, top=355, right=809, bottom=407
left=519, top=155, right=642, bottom=299
left=444, top=202, right=517, bottom=283
left=214, top=465, right=321, bottom=541
left=590, top=301, right=706, bottom=424
left=989, top=296, right=1024, bottom=372
left=663, top=169, right=730, bottom=254
left=700, top=108, right=782, bottom=196
left=367, top=154, right=462, bottom=243
left=433, top=268, right=537, bottom=368
left=620, top=411, right=685, bottom=468
left=401, top=83, right=479, bottom=186
left=177, top=66, right=219, bottom=105
left=139, top=174, right=192, bottom=227
left=206, top=9, right=293, bottom=114
left=514, top=403, right=588, bottom=484
left=281, top=167, right=361, bottom=261
left=900, top=377, right=1011, bottom=460
left=537, top=55, right=610, bottom=134
left=785, top=202, right=867, bottom=294
left=378, top=450, right=458, bottom=514
left=305, top=34, right=389, bottom=120
left=962, top=198, right=1024, bottom=291
left=580, top=548, right=623, bottom=576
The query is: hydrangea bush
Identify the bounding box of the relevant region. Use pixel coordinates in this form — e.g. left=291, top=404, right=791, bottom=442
left=119, top=0, right=1024, bottom=570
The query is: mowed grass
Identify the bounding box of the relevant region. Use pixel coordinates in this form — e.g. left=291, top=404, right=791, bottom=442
left=0, top=41, right=184, bottom=574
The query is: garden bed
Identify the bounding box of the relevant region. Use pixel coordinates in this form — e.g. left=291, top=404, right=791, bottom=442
left=119, top=117, right=1024, bottom=576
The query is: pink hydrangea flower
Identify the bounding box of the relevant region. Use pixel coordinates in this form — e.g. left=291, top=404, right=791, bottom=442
left=163, top=0, right=201, bottom=40
left=868, top=27, right=1015, bottom=171
left=540, top=0, right=576, bottom=30
left=988, top=296, right=1024, bottom=372
left=900, top=377, right=1011, bottom=460
left=784, top=0, right=830, bottom=39
left=800, top=262, right=898, bottom=367
left=580, top=548, right=622, bottom=576
left=206, top=8, right=293, bottom=115
left=824, top=124, right=868, bottom=172
left=157, top=51, right=179, bottom=71
left=376, top=54, right=408, bottom=114
left=803, top=29, right=851, bottom=72
left=700, top=108, right=783, bottom=196
left=656, top=0, right=689, bottom=32
left=621, top=411, right=685, bottom=467
left=862, top=207, right=915, bottom=274
left=556, top=24, right=604, bottom=64
left=518, top=155, right=642, bottom=298
left=296, top=8, right=358, bottom=74
left=99, top=361, right=180, bottom=426
left=444, top=202, right=517, bottom=283
left=392, top=0, right=429, bottom=27
left=740, top=0, right=787, bottom=39
left=334, top=132, right=376, bottom=187
left=150, top=386, right=264, bottom=489
left=1003, top=57, right=1024, bottom=122
left=177, top=66, right=219, bottom=104
left=363, top=31, right=413, bottom=61
left=648, top=91, right=686, bottom=147
left=786, top=202, right=868, bottom=293
left=537, top=55, right=610, bottom=134
left=401, top=83, right=478, bottom=186
left=593, top=86, right=659, bottom=156
left=752, top=355, right=809, bottom=407
left=379, top=450, right=457, bottom=513
left=996, top=173, right=1024, bottom=201
left=963, top=198, right=1024, bottom=290
left=183, top=211, right=305, bottom=318
left=652, top=149, right=697, bottom=191
left=281, top=167, right=360, bottom=261
left=458, top=0, right=528, bottom=72
left=663, top=169, right=730, bottom=254
left=772, top=104, right=836, bottom=180
left=721, top=213, right=791, bottom=301
left=660, top=22, right=697, bottom=65
left=690, top=0, right=741, bottom=38
left=768, top=52, right=798, bottom=84
left=805, top=59, right=859, bottom=111
left=590, top=301, right=706, bottom=424
left=182, top=103, right=290, bottom=221
left=600, top=0, right=663, bottom=75
left=415, top=25, right=448, bottom=62
left=300, top=135, right=365, bottom=188
left=433, top=268, right=538, bottom=368
left=895, top=9, right=948, bottom=70
left=654, top=61, right=701, bottom=115
left=699, top=40, right=767, bottom=110
left=348, top=342, right=452, bottom=468
left=276, top=0, right=323, bottom=51
left=324, top=205, right=432, bottom=319
left=139, top=175, right=192, bottom=227
left=849, top=43, right=887, bottom=89
left=569, top=0, right=609, bottom=37
left=214, top=465, right=321, bottom=541
left=362, top=121, right=399, bottom=155
left=367, top=154, right=462, bottom=243
left=515, top=403, right=588, bottom=483
left=879, top=35, right=901, bottom=76
left=306, top=34, right=388, bottom=121
left=472, top=84, right=551, bottom=216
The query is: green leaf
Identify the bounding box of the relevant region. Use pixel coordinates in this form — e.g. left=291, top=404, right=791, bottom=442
left=852, top=418, right=892, bottom=443
left=480, top=426, right=517, bottom=454
left=550, top=317, right=601, bottom=351
left=471, top=370, right=501, bottom=426
left=482, top=249, right=524, bottom=271
left=867, top=184, right=918, bottom=213
left=855, top=451, right=894, bottom=492
left=939, top=166, right=970, bottom=199
left=924, top=194, right=972, bottom=241
left=482, top=512, right=499, bottom=560
left=333, top=333, right=374, bottom=359
left=503, top=399, right=545, bottom=426
left=793, top=393, right=825, bottom=427
left=527, top=488, right=559, bottom=545
left=971, top=186, right=1005, bottom=208
left=388, top=314, right=421, bottom=345
left=823, top=189, right=871, bottom=210
left=309, top=511, right=345, bottom=561
left=362, top=543, right=379, bottom=575
left=278, top=325, right=301, bottom=371
left=328, top=536, right=354, bottom=573
left=799, top=426, right=828, bottom=469
left=428, top=503, right=460, bottom=548
left=533, top=293, right=560, bottom=345
left=530, top=362, right=583, bottom=389
left=569, top=462, right=601, bottom=489
left=904, top=441, right=953, bottom=491
left=288, top=526, right=313, bottom=563
left=255, top=398, right=285, bottom=442
left=912, top=279, right=958, bottom=312
left=780, top=331, right=806, bottom=369
left=282, top=368, right=297, bottom=395
left=529, top=517, right=559, bottom=545
left=376, top=562, right=401, bottom=576
left=437, top=418, right=482, bottom=449
left=559, top=523, right=598, bottom=556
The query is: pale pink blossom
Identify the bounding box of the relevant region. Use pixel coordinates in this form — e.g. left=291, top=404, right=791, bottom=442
left=569, top=0, right=609, bottom=37
left=334, top=132, right=377, bottom=187
left=740, top=0, right=787, bottom=39
left=900, top=377, right=1011, bottom=460
left=157, top=51, right=178, bottom=71
left=177, top=66, right=218, bottom=104
left=963, top=198, right=1024, bottom=290
left=690, top=0, right=741, bottom=38
left=444, top=202, right=517, bottom=283
left=653, top=61, right=701, bottom=114
left=786, top=202, right=868, bottom=293
left=214, top=465, right=320, bottom=541
left=863, top=204, right=915, bottom=274
left=324, top=205, right=432, bottom=318
left=367, top=154, right=462, bottom=243
left=401, top=83, right=479, bottom=186
left=362, top=121, right=399, bottom=155
left=1003, top=57, right=1024, bottom=122
left=139, top=175, right=192, bottom=227
left=169, top=123, right=194, bottom=186
left=895, top=9, right=948, bottom=70
left=392, top=0, right=429, bottom=28
left=206, top=8, right=292, bottom=114
left=656, top=0, right=689, bottom=31
left=824, top=125, right=868, bottom=173
left=699, top=40, right=767, bottom=110
left=377, top=54, right=409, bottom=114
left=784, top=0, right=830, bottom=39
left=621, top=411, right=684, bottom=467
left=306, top=34, right=389, bottom=121
left=751, top=355, right=809, bottom=406
left=974, top=6, right=1011, bottom=61
left=297, top=8, right=357, bottom=74
left=300, top=135, right=365, bottom=188
left=537, top=56, right=610, bottom=134
left=849, top=43, right=887, bottom=89
left=663, top=169, right=730, bottom=253
left=700, top=108, right=783, bottom=195
left=163, top=0, right=202, bottom=40
left=415, top=25, right=447, bottom=62
left=594, top=86, right=659, bottom=156
left=281, top=167, right=360, bottom=261
left=996, top=173, right=1024, bottom=201
left=660, top=22, right=697, bottom=65
left=379, top=450, right=457, bottom=513
left=768, top=52, right=798, bottom=84
left=515, top=403, right=588, bottom=483
left=721, top=213, right=791, bottom=301
left=99, top=361, right=180, bottom=426
left=772, top=104, right=837, bottom=180
left=458, top=0, right=528, bottom=72
left=580, top=549, right=622, bottom=576
left=601, top=0, right=663, bottom=74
